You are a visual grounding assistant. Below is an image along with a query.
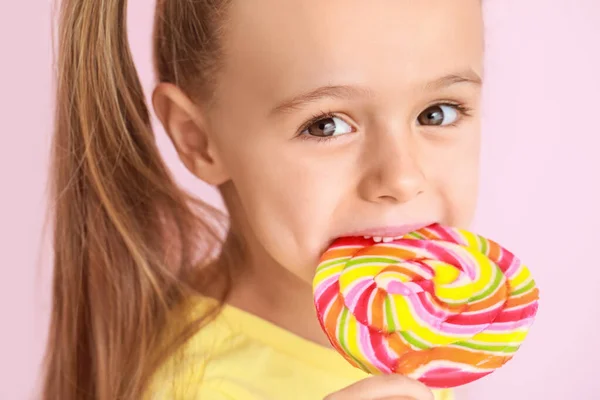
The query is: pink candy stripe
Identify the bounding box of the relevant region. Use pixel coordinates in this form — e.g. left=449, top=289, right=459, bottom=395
left=370, top=328, right=397, bottom=368
left=359, top=323, right=392, bottom=373
left=314, top=274, right=339, bottom=299
left=492, top=303, right=539, bottom=324
left=446, top=303, right=503, bottom=325
left=419, top=367, right=492, bottom=389
left=485, top=316, right=536, bottom=332
left=407, top=294, right=485, bottom=335
left=344, top=279, right=375, bottom=312
left=315, top=280, right=339, bottom=316
left=503, top=256, right=522, bottom=279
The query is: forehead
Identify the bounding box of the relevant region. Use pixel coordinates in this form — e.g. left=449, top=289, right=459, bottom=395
left=219, top=0, right=483, bottom=103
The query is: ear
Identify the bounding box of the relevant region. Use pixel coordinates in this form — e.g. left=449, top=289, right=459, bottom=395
left=152, top=82, right=229, bottom=185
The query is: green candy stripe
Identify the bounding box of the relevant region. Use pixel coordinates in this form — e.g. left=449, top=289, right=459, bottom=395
left=407, top=232, right=426, bottom=239
left=384, top=294, right=396, bottom=332
left=454, top=341, right=520, bottom=354
left=400, top=331, right=431, bottom=350
left=345, top=256, right=403, bottom=267
left=478, top=234, right=489, bottom=254
left=338, top=308, right=351, bottom=357
left=337, top=308, right=371, bottom=372
left=319, top=256, right=350, bottom=270
left=470, top=264, right=503, bottom=302
left=511, top=279, right=536, bottom=296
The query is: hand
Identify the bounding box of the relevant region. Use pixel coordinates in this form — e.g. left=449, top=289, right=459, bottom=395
left=324, top=375, right=434, bottom=400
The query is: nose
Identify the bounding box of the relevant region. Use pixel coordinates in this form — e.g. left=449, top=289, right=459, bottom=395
left=357, top=132, right=426, bottom=204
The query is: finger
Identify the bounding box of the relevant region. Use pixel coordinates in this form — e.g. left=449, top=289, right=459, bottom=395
left=324, top=375, right=434, bottom=400
left=379, top=397, right=418, bottom=400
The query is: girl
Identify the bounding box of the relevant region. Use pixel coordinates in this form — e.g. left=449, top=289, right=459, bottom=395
left=42, top=0, right=483, bottom=399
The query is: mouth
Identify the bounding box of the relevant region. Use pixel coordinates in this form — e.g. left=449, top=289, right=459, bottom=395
left=362, top=235, right=407, bottom=243
left=340, top=222, right=436, bottom=243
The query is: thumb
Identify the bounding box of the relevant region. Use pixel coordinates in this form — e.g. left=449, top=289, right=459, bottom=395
left=379, top=397, right=417, bottom=400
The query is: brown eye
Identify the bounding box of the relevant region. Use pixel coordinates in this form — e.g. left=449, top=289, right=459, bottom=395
left=417, top=104, right=459, bottom=126
left=302, top=116, right=353, bottom=138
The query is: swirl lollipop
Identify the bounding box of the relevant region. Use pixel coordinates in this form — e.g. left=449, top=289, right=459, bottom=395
left=313, top=223, right=539, bottom=389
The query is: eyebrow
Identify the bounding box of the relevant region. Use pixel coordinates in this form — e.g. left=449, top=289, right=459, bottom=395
left=270, top=69, right=482, bottom=116
left=424, top=69, right=482, bottom=91
left=271, top=84, right=374, bottom=115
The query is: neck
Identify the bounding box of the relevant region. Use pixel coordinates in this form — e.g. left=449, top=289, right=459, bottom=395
left=217, top=229, right=332, bottom=348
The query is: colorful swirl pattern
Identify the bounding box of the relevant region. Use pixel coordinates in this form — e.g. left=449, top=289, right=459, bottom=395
left=313, top=224, right=539, bottom=388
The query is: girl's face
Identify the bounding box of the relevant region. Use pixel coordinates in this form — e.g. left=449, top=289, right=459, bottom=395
left=167, top=0, right=484, bottom=283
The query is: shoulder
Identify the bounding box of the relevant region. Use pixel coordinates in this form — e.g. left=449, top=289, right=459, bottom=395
left=146, top=295, right=455, bottom=400
left=145, top=296, right=262, bottom=399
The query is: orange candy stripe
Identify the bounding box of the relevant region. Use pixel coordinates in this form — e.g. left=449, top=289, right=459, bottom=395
left=487, top=240, right=502, bottom=262
left=464, top=282, right=508, bottom=312
left=320, top=247, right=358, bottom=261
left=359, top=246, right=418, bottom=260
left=395, top=347, right=510, bottom=375
left=371, top=289, right=386, bottom=328
left=324, top=294, right=345, bottom=335
left=387, top=332, right=413, bottom=356
left=505, top=288, right=539, bottom=309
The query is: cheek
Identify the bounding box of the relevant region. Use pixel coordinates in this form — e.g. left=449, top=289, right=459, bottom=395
left=211, top=105, right=350, bottom=279
left=432, top=132, right=481, bottom=226
left=446, top=166, right=479, bottom=226
left=226, top=150, right=346, bottom=280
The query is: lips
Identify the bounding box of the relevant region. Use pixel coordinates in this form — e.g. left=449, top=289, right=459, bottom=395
left=342, top=222, right=436, bottom=241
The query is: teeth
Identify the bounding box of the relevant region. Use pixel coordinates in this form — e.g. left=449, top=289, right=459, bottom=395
left=362, top=235, right=404, bottom=242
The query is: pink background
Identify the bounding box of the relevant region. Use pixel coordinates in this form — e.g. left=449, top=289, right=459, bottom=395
left=1, top=1, right=599, bottom=399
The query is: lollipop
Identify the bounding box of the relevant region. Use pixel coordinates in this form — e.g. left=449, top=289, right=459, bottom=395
left=313, top=223, right=539, bottom=389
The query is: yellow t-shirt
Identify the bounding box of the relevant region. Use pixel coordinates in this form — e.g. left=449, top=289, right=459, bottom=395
left=147, top=297, right=453, bottom=400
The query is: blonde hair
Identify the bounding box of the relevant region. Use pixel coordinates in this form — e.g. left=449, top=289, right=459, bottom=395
left=42, top=0, right=233, bottom=398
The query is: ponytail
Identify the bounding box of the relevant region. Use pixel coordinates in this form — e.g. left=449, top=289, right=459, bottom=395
left=42, top=1, right=226, bottom=398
